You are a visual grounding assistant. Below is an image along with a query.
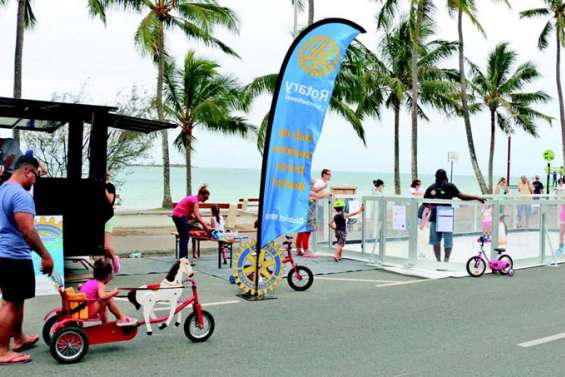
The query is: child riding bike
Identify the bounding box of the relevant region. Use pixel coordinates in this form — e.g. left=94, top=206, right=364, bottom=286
left=79, top=259, right=138, bottom=326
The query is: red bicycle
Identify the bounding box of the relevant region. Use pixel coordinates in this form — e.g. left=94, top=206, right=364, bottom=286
left=42, top=261, right=214, bottom=364
left=283, top=235, right=314, bottom=291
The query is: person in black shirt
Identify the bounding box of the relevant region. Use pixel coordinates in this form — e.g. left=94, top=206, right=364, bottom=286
left=104, top=172, right=120, bottom=273
left=423, top=169, right=484, bottom=262
left=532, top=176, right=544, bottom=197
left=329, top=200, right=364, bottom=262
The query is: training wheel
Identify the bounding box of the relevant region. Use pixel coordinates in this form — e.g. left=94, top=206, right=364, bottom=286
left=508, top=269, right=514, bottom=277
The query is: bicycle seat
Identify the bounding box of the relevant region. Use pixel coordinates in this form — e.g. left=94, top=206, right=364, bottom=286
left=494, top=248, right=506, bottom=254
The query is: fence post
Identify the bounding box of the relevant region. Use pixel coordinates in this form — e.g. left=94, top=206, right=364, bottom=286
left=407, top=198, right=418, bottom=268
left=361, top=197, right=366, bottom=255
left=378, top=197, right=386, bottom=265
left=540, top=202, right=546, bottom=264
left=491, top=199, right=500, bottom=260
left=327, top=199, right=332, bottom=249
left=472, top=204, right=478, bottom=233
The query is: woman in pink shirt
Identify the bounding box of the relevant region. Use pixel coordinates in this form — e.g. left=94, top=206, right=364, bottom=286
left=171, top=185, right=211, bottom=259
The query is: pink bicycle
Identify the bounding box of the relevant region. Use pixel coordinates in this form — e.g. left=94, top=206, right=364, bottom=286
left=466, top=236, right=514, bottom=277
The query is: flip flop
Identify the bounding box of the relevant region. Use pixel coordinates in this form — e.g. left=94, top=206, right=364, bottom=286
left=12, top=336, right=39, bottom=352
left=0, top=353, right=32, bottom=365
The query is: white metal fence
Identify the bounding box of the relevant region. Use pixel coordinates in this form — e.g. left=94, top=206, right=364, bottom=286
left=312, top=195, right=565, bottom=274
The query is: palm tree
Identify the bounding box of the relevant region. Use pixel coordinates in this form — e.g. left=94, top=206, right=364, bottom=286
left=468, top=43, right=552, bottom=192
left=520, top=1, right=565, bottom=168
left=446, top=0, right=510, bottom=194
left=377, top=0, right=435, bottom=181
left=371, top=18, right=460, bottom=194
left=109, top=0, right=239, bottom=208
left=291, top=0, right=314, bottom=33
left=163, top=51, right=256, bottom=194
left=1, top=0, right=107, bottom=143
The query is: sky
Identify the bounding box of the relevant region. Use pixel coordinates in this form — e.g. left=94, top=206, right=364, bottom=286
left=0, top=0, right=560, bottom=178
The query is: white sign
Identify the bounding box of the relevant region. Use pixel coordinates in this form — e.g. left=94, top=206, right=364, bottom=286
left=392, top=205, right=406, bottom=230
left=436, top=207, right=455, bottom=233
left=448, top=152, right=459, bottom=163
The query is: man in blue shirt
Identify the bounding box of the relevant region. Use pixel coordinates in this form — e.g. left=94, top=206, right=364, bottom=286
left=0, top=155, right=53, bottom=365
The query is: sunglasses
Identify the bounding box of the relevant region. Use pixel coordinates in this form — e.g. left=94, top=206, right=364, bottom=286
left=28, top=168, right=39, bottom=179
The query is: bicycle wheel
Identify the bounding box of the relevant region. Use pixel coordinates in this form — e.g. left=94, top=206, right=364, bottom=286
left=498, top=255, right=514, bottom=275
left=466, top=256, right=486, bottom=277
left=50, top=325, right=89, bottom=364
left=184, top=310, right=215, bottom=343
left=287, top=265, right=314, bottom=291
left=42, top=315, right=59, bottom=346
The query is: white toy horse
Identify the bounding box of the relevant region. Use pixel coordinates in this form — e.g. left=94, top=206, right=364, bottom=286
left=128, top=258, right=193, bottom=335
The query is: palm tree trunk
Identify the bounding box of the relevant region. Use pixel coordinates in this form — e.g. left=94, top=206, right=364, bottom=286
left=556, top=24, right=565, bottom=169
left=410, top=0, right=424, bottom=181
left=394, top=103, right=401, bottom=195
left=488, top=109, right=496, bottom=194
left=157, top=22, right=172, bottom=208
left=506, top=135, right=511, bottom=184
left=184, top=131, right=192, bottom=195
left=457, top=7, right=488, bottom=194
left=12, top=0, right=26, bottom=144
left=308, top=0, right=314, bottom=25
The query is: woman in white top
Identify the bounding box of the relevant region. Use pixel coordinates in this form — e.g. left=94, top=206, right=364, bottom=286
left=410, top=179, right=424, bottom=197
left=372, top=179, right=384, bottom=196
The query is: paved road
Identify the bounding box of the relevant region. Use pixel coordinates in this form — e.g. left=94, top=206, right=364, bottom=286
left=4, top=264, right=565, bottom=376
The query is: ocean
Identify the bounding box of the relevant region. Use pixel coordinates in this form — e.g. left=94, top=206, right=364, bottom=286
left=115, top=166, right=484, bottom=210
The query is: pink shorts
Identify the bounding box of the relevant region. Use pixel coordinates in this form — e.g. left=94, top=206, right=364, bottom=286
left=560, top=205, right=565, bottom=224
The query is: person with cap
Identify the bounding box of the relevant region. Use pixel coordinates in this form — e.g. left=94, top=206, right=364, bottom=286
left=0, top=155, right=53, bottom=365
left=423, top=169, right=484, bottom=263
left=329, top=200, right=364, bottom=262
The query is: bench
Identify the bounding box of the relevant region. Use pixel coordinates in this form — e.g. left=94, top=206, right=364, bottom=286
left=171, top=230, right=236, bottom=269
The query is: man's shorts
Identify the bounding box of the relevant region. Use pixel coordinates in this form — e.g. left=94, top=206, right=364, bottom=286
left=0, top=257, right=35, bottom=302
left=429, top=222, right=453, bottom=249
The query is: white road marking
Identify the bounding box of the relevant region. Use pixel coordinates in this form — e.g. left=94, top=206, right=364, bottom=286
left=518, top=332, right=565, bottom=348
left=315, top=277, right=400, bottom=283
left=115, top=298, right=241, bottom=308
left=202, top=300, right=241, bottom=307
left=375, top=279, right=434, bottom=288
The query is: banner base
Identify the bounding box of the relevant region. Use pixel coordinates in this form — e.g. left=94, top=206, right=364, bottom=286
left=237, top=293, right=278, bottom=302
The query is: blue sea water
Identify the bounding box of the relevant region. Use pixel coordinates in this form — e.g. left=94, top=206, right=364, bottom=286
left=115, top=166, right=483, bottom=210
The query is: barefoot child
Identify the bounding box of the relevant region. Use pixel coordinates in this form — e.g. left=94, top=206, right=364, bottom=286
left=210, top=205, right=229, bottom=264
left=329, top=201, right=364, bottom=262
left=80, top=259, right=138, bottom=326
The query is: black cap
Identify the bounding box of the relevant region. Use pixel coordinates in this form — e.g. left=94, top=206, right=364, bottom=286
left=435, top=169, right=448, bottom=183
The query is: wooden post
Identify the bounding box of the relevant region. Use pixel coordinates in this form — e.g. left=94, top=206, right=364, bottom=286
left=67, top=119, right=84, bottom=180
left=89, top=112, right=108, bottom=180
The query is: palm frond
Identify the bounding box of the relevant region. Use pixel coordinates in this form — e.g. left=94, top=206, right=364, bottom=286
left=171, top=16, right=239, bottom=57
left=329, top=98, right=366, bottom=145
left=177, top=2, right=239, bottom=34
left=257, top=112, right=270, bottom=154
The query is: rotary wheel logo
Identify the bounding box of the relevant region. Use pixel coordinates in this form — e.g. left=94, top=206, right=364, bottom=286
left=298, top=35, right=340, bottom=78
left=232, top=241, right=285, bottom=296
